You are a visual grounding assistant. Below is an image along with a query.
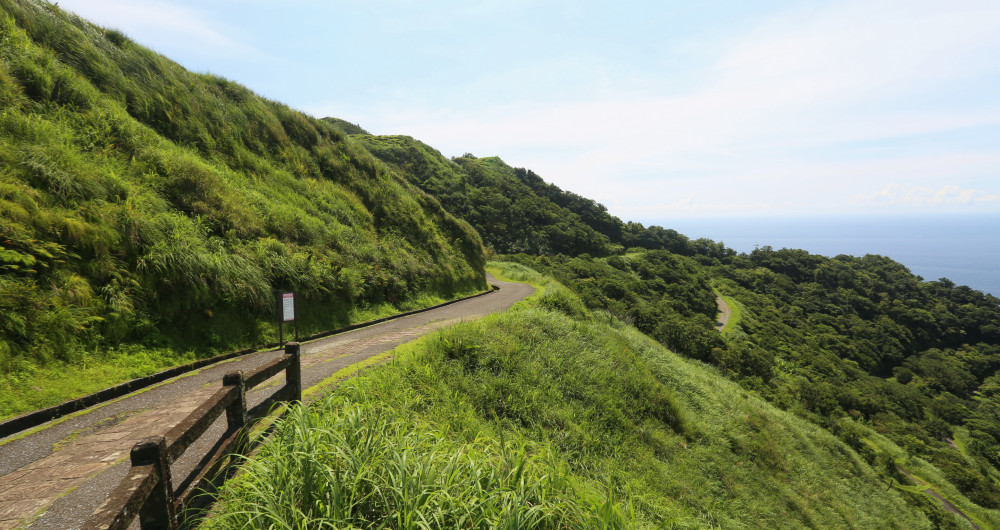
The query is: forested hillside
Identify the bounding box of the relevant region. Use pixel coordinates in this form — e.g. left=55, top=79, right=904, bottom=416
left=352, top=134, right=697, bottom=256
left=0, top=0, right=484, bottom=415
left=347, top=129, right=1000, bottom=526
left=209, top=264, right=943, bottom=528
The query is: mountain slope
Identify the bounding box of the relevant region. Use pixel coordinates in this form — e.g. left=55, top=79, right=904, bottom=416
left=0, top=0, right=484, bottom=414
left=352, top=134, right=703, bottom=257
left=207, top=264, right=943, bottom=528
left=347, top=134, right=1000, bottom=526
left=355, top=135, right=613, bottom=255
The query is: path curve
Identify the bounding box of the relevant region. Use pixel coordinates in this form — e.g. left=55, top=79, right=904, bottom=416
left=898, top=468, right=980, bottom=529
left=0, top=274, right=533, bottom=529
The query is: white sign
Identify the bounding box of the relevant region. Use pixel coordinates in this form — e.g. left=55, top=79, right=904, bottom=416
left=282, top=293, right=295, bottom=322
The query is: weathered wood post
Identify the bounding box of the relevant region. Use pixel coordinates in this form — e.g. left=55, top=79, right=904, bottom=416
left=284, top=342, right=301, bottom=402
left=222, top=370, right=249, bottom=460
left=222, top=371, right=246, bottom=429
left=131, top=436, right=176, bottom=530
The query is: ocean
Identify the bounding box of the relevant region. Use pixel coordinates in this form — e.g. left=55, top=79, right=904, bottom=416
left=653, top=214, right=1000, bottom=298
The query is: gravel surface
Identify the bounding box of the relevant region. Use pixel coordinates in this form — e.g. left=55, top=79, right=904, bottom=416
left=715, top=295, right=731, bottom=330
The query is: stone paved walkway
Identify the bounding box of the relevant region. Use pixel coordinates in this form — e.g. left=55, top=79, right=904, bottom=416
left=0, top=390, right=210, bottom=527
left=0, top=276, right=532, bottom=529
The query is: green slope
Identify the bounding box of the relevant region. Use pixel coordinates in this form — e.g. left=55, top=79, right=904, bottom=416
left=502, top=249, right=1000, bottom=525
left=353, top=134, right=711, bottom=258
left=0, top=0, right=484, bottom=416
left=207, top=263, right=944, bottom=528
left=347, top=130, right=1000, bottom=524
left=354, top=134, right=614, bottom=256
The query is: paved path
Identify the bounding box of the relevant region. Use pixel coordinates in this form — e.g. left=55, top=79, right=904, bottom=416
left=0, top=274, right=533, bottom=529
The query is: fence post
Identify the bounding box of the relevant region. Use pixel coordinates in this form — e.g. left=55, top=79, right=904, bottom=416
left=222, top=371, right=247, bottom=429
left=284, top=342, right=301, bottom=402
left=131, top=436, right=176, bottom=530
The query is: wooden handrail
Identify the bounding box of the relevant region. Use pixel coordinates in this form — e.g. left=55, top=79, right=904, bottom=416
left=165, top=387, right=234, bottom=463
left=86, top=342, right=302, bottom=529
left=244, top=355, right=291, bottom=389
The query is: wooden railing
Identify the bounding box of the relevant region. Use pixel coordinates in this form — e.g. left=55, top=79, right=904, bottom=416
left=84, top=342, right=303, bottom=530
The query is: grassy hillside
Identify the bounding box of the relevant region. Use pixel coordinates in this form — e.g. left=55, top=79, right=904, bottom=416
left=353, top=134, right=702, bottom=257
left=0, top=0, right=485, bottom=417
left=501, top=249, right=1000, bottom=524
left=345, top=125, right=1000, bottom=523
left=355, top=135, right=612, bottom=256
left=206, top=263, right=951, bottom=528
left=346, top=126, right=1000, bottom=522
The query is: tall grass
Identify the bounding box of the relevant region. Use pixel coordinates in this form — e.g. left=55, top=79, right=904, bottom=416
left=207, top=266, right=938, bottom=528
left=0, top=0, right=486, bottom=416
left=203, top=401, right=628, bottom=529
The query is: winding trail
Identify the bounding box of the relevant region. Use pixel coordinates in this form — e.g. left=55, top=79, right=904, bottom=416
left=715, top=294, right=732, bottom=331
left=898, top=468, right=981, bottom=529
left=0, top=274, right=533, bottom=529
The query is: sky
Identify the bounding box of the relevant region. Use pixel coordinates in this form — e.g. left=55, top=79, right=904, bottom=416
left=55, top=0, right=1000, bottom=222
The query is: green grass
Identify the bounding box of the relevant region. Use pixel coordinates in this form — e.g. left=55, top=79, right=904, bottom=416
left=0, top=0, right=486, bottom=417
left=300, top=349, right=396, bottom=402
left=207, top=269, right=937, bottom=528
left=487, top=261, right=547, bottom=294
left=0, top=344, right=194, bottom=419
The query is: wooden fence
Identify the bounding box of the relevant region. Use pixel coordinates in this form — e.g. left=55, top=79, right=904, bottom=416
left=84, top=342, right=303, bottom=530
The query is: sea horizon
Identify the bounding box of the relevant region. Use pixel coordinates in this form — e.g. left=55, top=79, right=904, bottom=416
left=652, top=213, right=1000, bottom=298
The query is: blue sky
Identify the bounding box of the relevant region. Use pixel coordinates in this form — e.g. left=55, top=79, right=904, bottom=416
left=56, top=0, right=1000, bottom=221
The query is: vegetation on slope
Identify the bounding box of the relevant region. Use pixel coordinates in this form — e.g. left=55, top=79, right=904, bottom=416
left=352, top=134, right=700, bottom=257
left=207, top=263, right=937, bottom=528
left=714, top=248, right=1000, bottom=513
left=500, top=248, right=1000, bottom=524
left=0, top=0, right=484, bottom=417
left=349, top=129, right=1000, bottom=521
left=505, top=251, right=724, bottom=362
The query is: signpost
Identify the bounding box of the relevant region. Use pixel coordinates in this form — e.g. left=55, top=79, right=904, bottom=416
left=278, top=292, right=298, bottom=344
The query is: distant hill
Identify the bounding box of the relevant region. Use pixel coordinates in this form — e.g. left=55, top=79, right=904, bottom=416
left=321, top=117, right=369, bottom=135
left=355, top=134, right=609, bottom=255
left=354, top=134, right=697, bottom=257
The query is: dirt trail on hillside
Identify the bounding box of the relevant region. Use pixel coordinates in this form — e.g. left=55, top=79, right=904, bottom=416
left=0, top=274, right=533, bottom=529
left=715, top=295, right=731, bottom=331
left=898, top=468, right=980, bottom=529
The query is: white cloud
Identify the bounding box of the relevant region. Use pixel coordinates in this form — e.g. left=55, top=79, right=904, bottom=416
left=66, top=0, right=1000, bottom=218
left=320, top=0, right=1000, bottom=218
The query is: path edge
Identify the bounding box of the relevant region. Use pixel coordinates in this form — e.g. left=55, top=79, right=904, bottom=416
left=0, top=284, right=499, bottom=439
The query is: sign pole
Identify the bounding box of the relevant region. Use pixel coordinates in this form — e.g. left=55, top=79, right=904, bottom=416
left=277, top=294, right=283, bottom=346
left=294, top=295, right=299, bottom=341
